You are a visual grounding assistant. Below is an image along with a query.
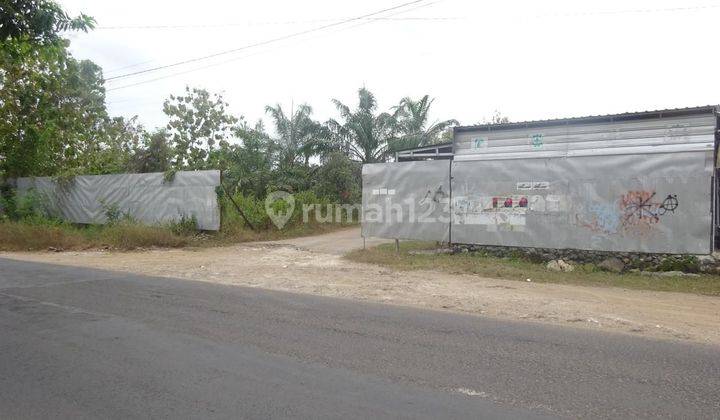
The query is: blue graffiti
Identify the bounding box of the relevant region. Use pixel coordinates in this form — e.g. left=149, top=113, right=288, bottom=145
left=585, top=202, right=621, bottom=234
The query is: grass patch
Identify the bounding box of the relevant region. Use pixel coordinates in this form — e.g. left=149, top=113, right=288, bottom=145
left=0, top=219, right=355, bottom=252
left=345, top=241, right=720, bottom=296
left=0, top=220, right=190, bottom=251
left=0, top=188, right=358, bottom=252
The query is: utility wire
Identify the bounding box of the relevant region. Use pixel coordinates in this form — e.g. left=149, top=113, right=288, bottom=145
left=105, top=0, right=427, bottom=82
left=104, top=0, right=718, bottom=92
left=98, top=16, right=459, bottom=30
left=105, top=59, right=156, bottom=75
left=102, top=1, right=717, bottom=81
left=105, top=0, right=440, bottom=92
left=98, top=2, right=720, bottom=32
left=104, top=1, right=440, bottom=76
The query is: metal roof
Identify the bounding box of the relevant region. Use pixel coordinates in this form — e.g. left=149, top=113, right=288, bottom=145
left=454, top=105, right=718, bottom=133
left=392, top=142, right=453, bottom=153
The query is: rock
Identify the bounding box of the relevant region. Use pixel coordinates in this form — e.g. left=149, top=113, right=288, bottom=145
left=701, top=266, right=720, bottom=275
left=698, top=255, right=718, bottom=273
left=639, top=271, right=701, bottom=277
left=409, top=249, right=453, bottom=255
left=697, top=255, right=716, bottom=266
left=546, top=260, right=561, bottom=271
left=598, top=257, right=625, bottom=273
left=546, top=259, right=574, bottom=272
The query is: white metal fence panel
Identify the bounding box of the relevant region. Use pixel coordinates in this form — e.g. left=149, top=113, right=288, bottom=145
left=450, top=151, right=713, bottom=254
left=16, top=170, right=221, bottom=230
left=362, top=161, right=451, bottom=241
left=363, top=110, right=717, bottom=254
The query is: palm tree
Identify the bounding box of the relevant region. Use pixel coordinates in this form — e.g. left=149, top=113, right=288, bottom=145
left=264, top=103, right=325, bottom=167
left=390, top=95, right=458, bottom=152
left=328, top=88, right=397, bottom=163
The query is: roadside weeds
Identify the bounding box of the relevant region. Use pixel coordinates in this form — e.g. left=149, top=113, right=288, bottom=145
left=344, top=241, right=720, bottom=296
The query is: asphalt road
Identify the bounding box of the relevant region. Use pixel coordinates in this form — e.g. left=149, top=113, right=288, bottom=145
left=0, top=258, right=718, bottom=419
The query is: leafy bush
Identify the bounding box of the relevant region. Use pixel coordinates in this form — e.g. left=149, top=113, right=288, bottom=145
left=99, top=200, right=127, bottom=224
left=0, top=189, right=58, bottom=221
left=169, top=214, right=198, bottom=235
left=656, top=255, right=700, bottom=273
left=312, top=152, right=361, bottom=203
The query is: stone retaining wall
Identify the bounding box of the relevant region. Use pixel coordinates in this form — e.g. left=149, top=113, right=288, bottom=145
left=451, top=244, right=719, bottom=274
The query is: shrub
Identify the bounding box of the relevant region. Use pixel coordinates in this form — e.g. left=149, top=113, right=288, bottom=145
left=98, top=222, right=189, bottom=249
left=656, top=255, right=700, bottom=273
left=99, top=199, right=127, bottom=225
left=0, top=221, right=86, bottom=251
left=2, top=189, right=55, bottom=220
left=312, top=152, right=361, bottom=203
left=169, top=214, right=198, bottom=235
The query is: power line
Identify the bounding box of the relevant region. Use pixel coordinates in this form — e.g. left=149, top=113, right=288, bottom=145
left=104, top=0, right=718, bottom=92
left=98, top=2, right=720, bottom=33
left=97, top=16, right=459, bottom=30
left=105, top=0, right=427, bottom=82
left=105, top=0, right=439, bottom=92
left=105, top=59, right=156, bottom=75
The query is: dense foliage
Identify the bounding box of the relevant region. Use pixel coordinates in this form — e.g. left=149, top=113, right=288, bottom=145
left=0, top=0, right=505, bottom=235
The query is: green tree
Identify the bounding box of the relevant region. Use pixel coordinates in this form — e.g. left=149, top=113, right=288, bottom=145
left=312, top=151, right=361, bottom=203
left=130, top=129, right=172, bottom=173
left=0, top=41, right=112, bottom=178
left=212, top=121, right=273, bottom=197
left=78, top=116, right=146, bottom=175
left=163, top=87, right=239, bottom=170
left=328, top=87, right=397, bottom=163
left=389, top=95, right=457, bottom=151
left=264, top=103, right=326, bottom=167
left=490, top=110, right=510, bottom=124
left=0, top=1, right=125, bottom=179
left=0, top=0, right=94, bottom=46
left=474, top=111, right=510, bottom=125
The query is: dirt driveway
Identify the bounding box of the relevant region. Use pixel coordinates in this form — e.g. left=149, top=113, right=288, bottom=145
left=2, top=228, right=719, bottom=345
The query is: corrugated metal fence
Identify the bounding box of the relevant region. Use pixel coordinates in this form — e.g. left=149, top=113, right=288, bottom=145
left=362, top=109, right=717, bottom=254
left=16, top=170, right=221, bottom=230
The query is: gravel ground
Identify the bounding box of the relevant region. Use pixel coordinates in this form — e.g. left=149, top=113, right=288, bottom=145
left=2, top=228, right=719, bottom=345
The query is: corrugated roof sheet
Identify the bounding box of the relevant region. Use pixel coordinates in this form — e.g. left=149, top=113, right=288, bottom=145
left=393, top=142, right=453, bottom=153
left=454, top=105, right=718, bottom=133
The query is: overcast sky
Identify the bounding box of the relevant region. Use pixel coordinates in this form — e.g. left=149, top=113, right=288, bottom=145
left=60, top=0, right=720, bottom=131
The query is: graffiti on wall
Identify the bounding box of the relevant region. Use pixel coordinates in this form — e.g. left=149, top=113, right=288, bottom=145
left=576, top=191, right=679, bottom=235
left=419, top=185, right=448, bottom=206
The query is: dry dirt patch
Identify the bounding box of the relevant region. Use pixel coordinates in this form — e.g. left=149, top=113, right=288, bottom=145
left=2, top=228, right=719, bottom=346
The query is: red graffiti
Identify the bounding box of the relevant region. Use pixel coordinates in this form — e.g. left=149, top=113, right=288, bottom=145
left=620, top=190, right=678, bottom=233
